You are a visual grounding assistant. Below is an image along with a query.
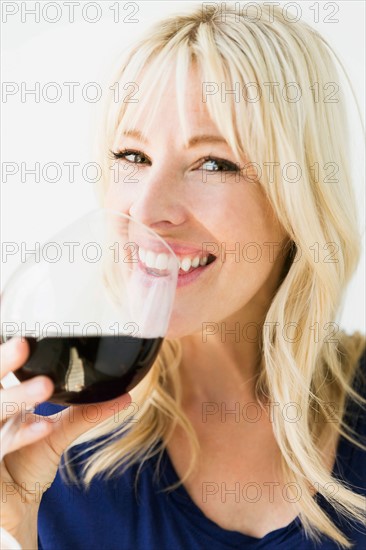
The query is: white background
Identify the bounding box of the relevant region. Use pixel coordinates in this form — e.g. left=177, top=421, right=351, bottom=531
left=1, top=1, right=365, bottom=333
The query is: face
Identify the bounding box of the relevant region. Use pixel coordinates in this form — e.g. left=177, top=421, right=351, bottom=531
left=105, top=66, right=289, bottom=339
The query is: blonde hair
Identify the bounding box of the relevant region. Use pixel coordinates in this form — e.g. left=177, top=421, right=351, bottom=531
left=65, top=3, right=366, bottom=547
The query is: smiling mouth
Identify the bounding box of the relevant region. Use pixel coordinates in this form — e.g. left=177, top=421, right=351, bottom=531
left=137, top=245, right=217, bottom=276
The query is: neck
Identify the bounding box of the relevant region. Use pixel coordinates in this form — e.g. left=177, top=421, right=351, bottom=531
left=179, top=303, right=267, bottom=405
left=176, top=246, right=291, bottom=407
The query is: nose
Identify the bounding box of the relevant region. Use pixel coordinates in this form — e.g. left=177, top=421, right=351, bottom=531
left=128, top=170, right=187, bottom=231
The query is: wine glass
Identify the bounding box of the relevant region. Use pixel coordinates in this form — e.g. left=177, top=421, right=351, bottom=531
left=0, top=208, right=180, bottom=405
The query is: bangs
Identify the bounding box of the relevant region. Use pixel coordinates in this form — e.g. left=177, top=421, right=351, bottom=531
left=108, top=26, right=262, bottom=168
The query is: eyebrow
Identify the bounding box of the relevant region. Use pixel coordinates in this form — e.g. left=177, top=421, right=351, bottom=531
left=121, top=129, right=228, bottom=148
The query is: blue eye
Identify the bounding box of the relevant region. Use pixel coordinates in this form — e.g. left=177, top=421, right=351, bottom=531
left=200, top=157, right=240, bottom=172
left=110, top=149, right=240, bottom=173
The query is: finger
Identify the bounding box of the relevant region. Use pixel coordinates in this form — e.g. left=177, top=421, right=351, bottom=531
left=0, top=376, right=54, bottom=422
left=1, top=414, right=53, bottom=459
left=0, top=338, right=30, bottom=379
left=48, top=392, right=132, bottom=454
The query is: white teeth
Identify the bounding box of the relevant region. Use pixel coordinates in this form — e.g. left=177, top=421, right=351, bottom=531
left=145, top=250, right=156, bottom=269
left=180, top=257, right=192, bottom=272
left=168, top=255, right=178, bottom=271
left=138, top=246, right=211, bottom=273
left=139, top=248, right=146, bottom=263
left=192, top=256, right=200, bottom=268
left=155, top=253, right=169, bottom=270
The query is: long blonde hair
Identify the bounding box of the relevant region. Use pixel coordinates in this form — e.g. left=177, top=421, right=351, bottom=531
left=65, top=3, right=366, bottom=547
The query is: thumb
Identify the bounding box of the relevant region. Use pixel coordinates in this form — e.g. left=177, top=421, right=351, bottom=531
left=46, top=392, right=132, bottom=454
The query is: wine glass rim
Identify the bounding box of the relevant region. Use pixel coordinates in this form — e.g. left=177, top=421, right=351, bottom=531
left=99, top=207, right=180, bottom=262
left=0, top=208, right=180, bottom=298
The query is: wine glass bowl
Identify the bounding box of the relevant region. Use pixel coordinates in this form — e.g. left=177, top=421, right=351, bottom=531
left=0, top=209, right=179, bottom=404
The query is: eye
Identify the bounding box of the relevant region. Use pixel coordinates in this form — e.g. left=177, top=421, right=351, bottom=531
left=199, top=156, right=240, bottom=172
left=110, top=149, right=151, bottom=165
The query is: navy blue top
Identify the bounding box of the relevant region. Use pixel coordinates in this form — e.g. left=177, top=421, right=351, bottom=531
left=36, top=351, right=366, bottom=549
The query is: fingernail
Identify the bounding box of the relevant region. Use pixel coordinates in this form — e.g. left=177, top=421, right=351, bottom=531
left=26, top=378, right=48, bottom=397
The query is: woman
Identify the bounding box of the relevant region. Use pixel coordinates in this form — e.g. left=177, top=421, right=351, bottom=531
left=1, top=3, right=365, bottom=548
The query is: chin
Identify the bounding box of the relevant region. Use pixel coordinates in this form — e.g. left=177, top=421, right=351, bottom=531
left=166, top=311, right=201, bottom=340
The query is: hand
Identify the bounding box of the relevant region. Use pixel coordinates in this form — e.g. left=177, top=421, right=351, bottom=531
left=0, top=337, right=131, bottom=548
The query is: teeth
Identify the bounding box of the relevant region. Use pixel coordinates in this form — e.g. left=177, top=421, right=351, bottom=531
left=192, top=256, right=200, bottom=268
left=139, top=248, right=146, bottom=263
left=155, top=253, right=169, bottom=270
left=168, top=255, right=178, bottom=271
left=180, top=257, right=192, bottom=272
left=145, top=250, right=156, bottom=269
left=138, top=246, right=210, bottom=273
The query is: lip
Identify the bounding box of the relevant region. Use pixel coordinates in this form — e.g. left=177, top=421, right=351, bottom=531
left=135, top=256, right=217, bottom=288
left=176, top=258, right=216, bottom=288
left=135, top=240, right=216, bottom=259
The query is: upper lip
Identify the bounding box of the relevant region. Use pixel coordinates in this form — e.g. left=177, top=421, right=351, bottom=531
left=136, top=241, right=217, bottom=258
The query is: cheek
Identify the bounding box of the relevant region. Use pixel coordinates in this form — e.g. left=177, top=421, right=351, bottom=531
left=200, top=185, right=283, bottom=254
left=104, top=182, right=132, bottom=215
left=190, top=194, right=286, bottom=300
left=218, top=211, right=286, bottom=290
left=104, top=181, right=115, bottom=208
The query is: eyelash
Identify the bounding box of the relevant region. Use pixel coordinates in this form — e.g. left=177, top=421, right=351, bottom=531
left=111, top=149, right=149, bottom=164
left=110, top=149, right=240, bottom=172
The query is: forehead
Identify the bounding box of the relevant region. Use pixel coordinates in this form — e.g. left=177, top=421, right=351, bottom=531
left=116, top=63, right=221, bottom=143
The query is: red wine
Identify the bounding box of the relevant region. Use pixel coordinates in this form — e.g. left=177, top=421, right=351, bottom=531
left=15, top=335, right=163, bottom=405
